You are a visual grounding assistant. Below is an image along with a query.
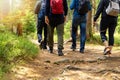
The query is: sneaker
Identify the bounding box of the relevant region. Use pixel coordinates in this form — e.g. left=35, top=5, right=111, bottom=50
left=103, top=47, right=111, bottom=55
left=58, top=49, right=64, bottom=56
left=70, top=46, right=76, bottom=51
left=39, top=40, right=44, bottom=49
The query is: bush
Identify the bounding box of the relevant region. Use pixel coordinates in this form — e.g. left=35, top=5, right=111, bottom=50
left=0, top=32, right=39, bottom=78
left=88, top=33, right=102, bottom=45
left=1, top=10, right=36, bottom=36
left=114, top=34, right=120, bottom=46
left=116, top=15, right=120, bottom=34
left=18, top=37, right=39, bottom=58
left=91, top=33, right=120, bottom=46
left=64, top=21, right=71, bottom=40
left=22, top=10, right=36, bottom=35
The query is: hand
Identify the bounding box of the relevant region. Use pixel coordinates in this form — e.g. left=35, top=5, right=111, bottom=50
left=64, top=16, right=67, bottom=22
left=93, top=21, right=96, bottom=27
left=45, top=16, right=49, bottom=25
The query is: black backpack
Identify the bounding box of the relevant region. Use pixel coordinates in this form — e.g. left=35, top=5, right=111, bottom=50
left=78, top=0, right=90, bottom=15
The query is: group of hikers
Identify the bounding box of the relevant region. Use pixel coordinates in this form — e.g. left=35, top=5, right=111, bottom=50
left=34, top=0, right=120, bottom=56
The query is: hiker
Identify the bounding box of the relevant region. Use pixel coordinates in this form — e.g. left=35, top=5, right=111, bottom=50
left=94, top=0, right=120, bottom=55
left=70, top=0, right=91, bottom=53
left=45, top=0, right=68, bottom=56
left=34, top=0, right=47, bottom=49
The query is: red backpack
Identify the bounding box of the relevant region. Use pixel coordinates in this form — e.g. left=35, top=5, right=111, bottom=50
left=50, top=0, right=64, bottom=14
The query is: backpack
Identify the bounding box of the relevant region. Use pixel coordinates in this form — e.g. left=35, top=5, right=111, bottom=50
left=34, top=1, right=41, bottom=14
left=78, top=0, right=90, bottom=15
left=106, top=0, right=120, bottom=16
left=50, top=0, right=64, bottom=14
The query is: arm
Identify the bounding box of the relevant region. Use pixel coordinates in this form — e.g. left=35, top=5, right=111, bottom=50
left=94, top=0, right=104, bottom=22
left=88, top=1, right=92, bottom=11
left=45, top=0, right=50, bottom=16
left=63, top=0, right=68, bottom=16
left=70, top=0, right=75, bottom=10
left=45, top=0, right=50, bottom=25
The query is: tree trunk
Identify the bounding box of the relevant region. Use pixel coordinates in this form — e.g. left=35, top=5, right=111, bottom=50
left=86, top=0, right=94, bottom=40
left=86, top=11, right=92, bottom=40
left=17, top=23, right=22, bottom=36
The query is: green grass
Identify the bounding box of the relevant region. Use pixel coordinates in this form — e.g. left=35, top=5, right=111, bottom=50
left=114, top=33, right=120, bottom=46
left=64, top=21, right=71, bottom=40
left=0, top=32, right=39, bottom=78
left=91, top=33, right=120, bottom=46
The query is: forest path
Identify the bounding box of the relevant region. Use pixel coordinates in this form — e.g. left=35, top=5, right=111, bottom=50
left=6, top=41, right=120, bottom=80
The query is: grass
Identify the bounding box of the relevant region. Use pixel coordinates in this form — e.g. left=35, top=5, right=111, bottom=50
left=114, top=33, right=120, bottom=46
left=90, top=33, right=120, bottom=46
left=0, top=31, right=39, bottom=78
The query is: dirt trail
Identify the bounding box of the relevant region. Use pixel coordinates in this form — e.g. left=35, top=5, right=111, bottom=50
left=5, top=42, right=120, bottom=80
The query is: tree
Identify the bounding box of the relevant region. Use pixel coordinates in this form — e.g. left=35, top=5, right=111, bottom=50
left=86, top=0, right=93, bottom=40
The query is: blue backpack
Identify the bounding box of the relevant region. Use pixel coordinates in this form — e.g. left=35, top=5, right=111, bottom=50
left=38, top=0, right=46, bottom=19
left=78, top=0, right=90, bottom=14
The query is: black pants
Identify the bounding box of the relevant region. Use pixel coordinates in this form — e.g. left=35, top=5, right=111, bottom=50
left=100, top=17, right=117, bottom=46
left=37, top=19, right=47, bottom=46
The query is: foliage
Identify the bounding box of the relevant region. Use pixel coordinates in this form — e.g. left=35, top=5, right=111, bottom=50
left=0, top=24, right=9, bottom=32
left=0, top=0, right=37, bottom=36
left=0, top=32, right=39, bottom=78
left=0, top=67, right=3, bottom=79
left=89, top=33, right=120, bottom=46
left=64, top=21, right=71, bottom=40
left=114, top=34, right=120, bottom=46
left=91, top=33, right=102, bottom=45
left=116, top=15, right=120, bottom=34
left=67, top=0, right=73, bottom=20
left=1, top=9, right=36, bottom=35
left=21, top=10, right=36, bottom=35
left=18, top=37, right=39, bottom=58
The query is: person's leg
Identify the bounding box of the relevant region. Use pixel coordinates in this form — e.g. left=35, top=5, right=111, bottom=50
left=71, top=18, right=78, bottom=50
left=37, top=19, right=43, bottom=43
left=56, top=23, right=64, bottom=56
left=100, top=20, right=110, bottom=55
left=43, top=23, right=47, bottom=49
left=108, top=24, right=116, bottom=53
left=47, top=24, right=54, bottom=53
left=100, top=19, right=108, bottom=45
left=80, top=22, right=86, bottom=53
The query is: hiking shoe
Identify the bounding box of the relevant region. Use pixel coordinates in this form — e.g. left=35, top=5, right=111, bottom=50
left=49, top=48, right=53, bottom=53
left=43, top=46, right=47, bottom=49
left=70, top=46, right=76, bottom=51
left=80, top=50, right=84, bottom=54
left=58, top=50, right=64, bottom=56
left=39, top=41, right=44, bottom=49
